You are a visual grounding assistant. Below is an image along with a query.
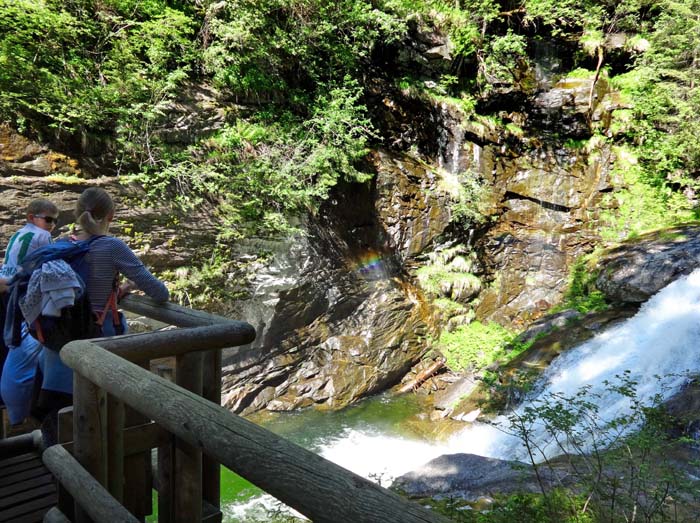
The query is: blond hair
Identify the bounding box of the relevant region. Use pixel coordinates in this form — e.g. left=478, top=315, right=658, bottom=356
left=75, top=187, right=115, bottom=236
left=27, top=198, right=58, bottom=217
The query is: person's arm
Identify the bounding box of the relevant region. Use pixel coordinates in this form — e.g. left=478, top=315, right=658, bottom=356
left=0, top=277, right=7, bottom=294
left=111, top=238, right=169, bottom=302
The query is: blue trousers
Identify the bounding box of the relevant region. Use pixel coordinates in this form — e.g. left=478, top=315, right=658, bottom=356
left=1, top=328, right=42, bottom=424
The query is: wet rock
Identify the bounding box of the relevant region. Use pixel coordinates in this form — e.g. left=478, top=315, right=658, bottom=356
left=595, top=225, right=700, bottom=303
left=515, top=309, right=582, bottom=344
left=474, top=137, right=614, bottom=328
left=529, top=76, right=609, bottom=138
left=431, top=375, right=480, bottom=415
left=373, top=150, right=452, bottom=260
left=392, top=453, right=567, bottom=500
left=154, top=83, right=227, bottom=144
left=395, top=21, right=453, bottom=77
left=221, top=154, right=450, bottom=413
left=662, top=378, right=700, bottom=445
left=0, top=125, right=81, bottom=177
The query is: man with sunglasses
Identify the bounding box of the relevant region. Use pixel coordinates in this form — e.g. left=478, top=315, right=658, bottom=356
left=0, top=197, right=58, bottom=429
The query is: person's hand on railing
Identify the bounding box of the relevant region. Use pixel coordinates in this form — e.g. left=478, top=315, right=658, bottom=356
left=118, top=279, right=137, bottom=301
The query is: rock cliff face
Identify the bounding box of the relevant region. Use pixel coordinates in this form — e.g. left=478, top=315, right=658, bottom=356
left=0, top=29, right=634, bottom=414
left=221, top=150, right=451, bottom=414
left=460, top=74, right=621, bottom=328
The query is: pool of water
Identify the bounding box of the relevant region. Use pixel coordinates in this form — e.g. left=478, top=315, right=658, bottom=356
left=222, top=391, right=438, bottom=522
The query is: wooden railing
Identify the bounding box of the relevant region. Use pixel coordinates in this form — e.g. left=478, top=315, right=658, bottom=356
left=44, top=295, right=450, bottom=523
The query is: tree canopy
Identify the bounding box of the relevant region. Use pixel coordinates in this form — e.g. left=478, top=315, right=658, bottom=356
left=1, top=0, right=699, bottom=237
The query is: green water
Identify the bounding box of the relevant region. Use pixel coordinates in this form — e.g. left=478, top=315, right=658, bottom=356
left=224, top=392, right=435, bottom=521
left=148, top=392, right=435, bottom=522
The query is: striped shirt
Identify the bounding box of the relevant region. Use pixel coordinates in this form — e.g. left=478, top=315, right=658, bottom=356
left=85, top=236, right=169, bottom=312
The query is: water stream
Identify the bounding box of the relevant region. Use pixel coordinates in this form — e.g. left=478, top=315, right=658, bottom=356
left=223, top=269, right=700, bottom=521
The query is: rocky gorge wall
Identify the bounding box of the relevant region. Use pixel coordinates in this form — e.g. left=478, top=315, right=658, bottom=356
left=0, top=26, right=643, bottom=416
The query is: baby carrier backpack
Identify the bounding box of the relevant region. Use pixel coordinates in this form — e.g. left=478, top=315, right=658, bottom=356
left=3, top=236, right=122, bottom=352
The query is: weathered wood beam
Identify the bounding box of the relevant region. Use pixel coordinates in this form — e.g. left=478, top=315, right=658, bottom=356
left=42, top=444, right=140, bottom=523
left=0, top=430, right=41, bottom=459
left=43, top=507, right=72, bottom=523
left=73, top=375, right=107, bottom=523
left=173, top=352, right=203, bottom=523
left=202, top=349, right=222, bottom=512
left=62, top=341, right=451, bottom=523
left=92, top=322, right=256, bottom=363
left=119, top=295, right=232, bottom=328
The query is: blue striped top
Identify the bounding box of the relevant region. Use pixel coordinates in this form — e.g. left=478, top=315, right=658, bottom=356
left=85, top=235, right=169, bottom=311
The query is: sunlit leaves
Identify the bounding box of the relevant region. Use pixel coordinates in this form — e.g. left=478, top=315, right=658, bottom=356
left=0, top=0, right=195, bottom=137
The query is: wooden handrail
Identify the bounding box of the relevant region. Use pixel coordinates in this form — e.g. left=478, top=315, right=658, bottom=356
left=93, top=322, right=256, bottom=362
left=119, top=294, right=233, bottom=327
left=43, top=507, right=72, bottom=523
left=61, top=340, right=451, bottom=523
left=43, top=444, right=140, bottom=523
left=0, top=429, right=42, bottom=459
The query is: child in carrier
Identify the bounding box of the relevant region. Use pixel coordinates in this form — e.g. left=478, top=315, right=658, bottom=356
left=37, top=187, right=169, bottom=445
left=0, top=198, right=59, bottom=428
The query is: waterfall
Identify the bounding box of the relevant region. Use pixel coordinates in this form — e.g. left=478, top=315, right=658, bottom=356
left=225, top=270, right=700, bottom=521
left=454, top=267, right=700, bottom=462
left=316, top=268, right=700, bottom=473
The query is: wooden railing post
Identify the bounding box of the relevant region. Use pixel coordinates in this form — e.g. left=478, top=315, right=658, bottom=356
left=157, top=433, right=175, bottom=523
left=123, top=361, right=153, bottom=522
left=57, top=407, right=75, bottom=520
left=202, top=349, right=222, bottom=515
left=73, top=374, right=107, bottom=523
left=106, top=395, right=125, bottom=503
left=173, top=352, right=203, bottom=523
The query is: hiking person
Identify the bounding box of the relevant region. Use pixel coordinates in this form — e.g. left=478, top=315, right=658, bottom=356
left=0, top=198, right=59, bottom=279
left=36, top=187, right=169, bottom=443
left=0, top=198, right=59, bottom=427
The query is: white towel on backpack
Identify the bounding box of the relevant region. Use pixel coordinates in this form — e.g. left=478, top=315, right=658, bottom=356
left=20, top=259, right=82, bottom=325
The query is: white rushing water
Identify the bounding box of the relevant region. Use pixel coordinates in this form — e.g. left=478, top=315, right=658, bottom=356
left=225, top=269, right=700, bottom=521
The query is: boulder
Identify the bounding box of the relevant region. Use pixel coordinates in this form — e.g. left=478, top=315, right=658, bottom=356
left=392, top=453, right=568, bottom=500
left=595, top=226, right=700, bottom=303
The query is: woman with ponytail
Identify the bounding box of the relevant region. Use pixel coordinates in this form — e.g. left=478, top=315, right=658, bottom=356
left=37, top=187, right=169, bottom=444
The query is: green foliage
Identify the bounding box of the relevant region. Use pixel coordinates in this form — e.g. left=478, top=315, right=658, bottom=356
left=598, top=147, right=696, bottom=241
left=605, top=0, right=700, bottom=220
left=556, top=253, right=608, bottom=314
left=433, top=297, right=469, bottom=318
left=437, top=320, right=518, bottom=371
left=416, top=246, right=481, bottom=310
left=480, top=30, right=529, bottom=89
left=0, top=0, right=196, bottom=141
left=425, top=489, right=592, bottom=523
left=203, top=0, right=404, bottom=102
left=124, top=77, right=376, bottom=237
left=159, top=246, right=253, bottom=311
left=500, top=372, right=698, bottom=522
left=417, top=266, right=480, bottom=296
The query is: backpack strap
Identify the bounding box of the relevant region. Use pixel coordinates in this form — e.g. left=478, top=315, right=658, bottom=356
left=95, top=289, right=120, bottom=328
left=95, top=274, right=121, bottom=329
left=34, top=319, right=45, bottom=345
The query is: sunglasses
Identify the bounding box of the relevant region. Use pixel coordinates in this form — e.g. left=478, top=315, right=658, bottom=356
left=35, top=215, right=58, bottom=224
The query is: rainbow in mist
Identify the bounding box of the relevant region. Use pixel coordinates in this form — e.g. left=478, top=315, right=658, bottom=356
left=353, top=251, right=386, bottom=277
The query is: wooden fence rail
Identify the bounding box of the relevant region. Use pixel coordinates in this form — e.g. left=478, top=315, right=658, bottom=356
left=61, top=338, right=451, bottom=523
left=20, top=295, right=451, bottom=523
left=42, top=444, right=139, bottom=523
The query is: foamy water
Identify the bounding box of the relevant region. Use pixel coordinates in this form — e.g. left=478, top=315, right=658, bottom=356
left=225, top=269, right=700, bottom=521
